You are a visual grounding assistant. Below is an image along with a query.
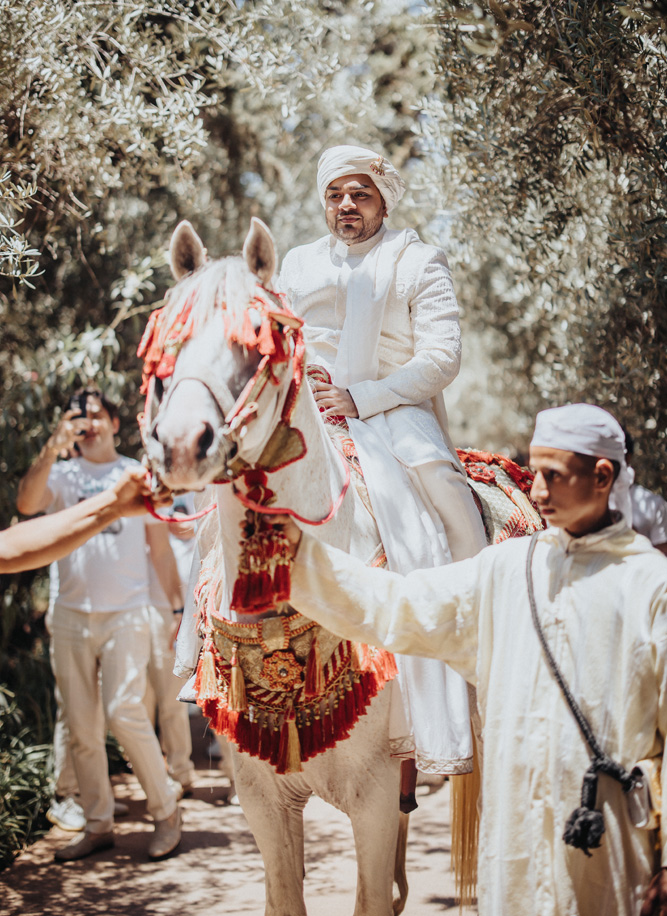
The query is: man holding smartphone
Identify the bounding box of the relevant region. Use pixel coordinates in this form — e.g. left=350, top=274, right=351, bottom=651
left=17, top=387, right=183, bottom=862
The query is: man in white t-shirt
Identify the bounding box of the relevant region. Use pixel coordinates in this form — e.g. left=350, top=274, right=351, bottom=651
left=17, top=388, right=183, bottom=862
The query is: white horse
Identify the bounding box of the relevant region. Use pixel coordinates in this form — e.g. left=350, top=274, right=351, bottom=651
left=141, top=217, right=406, bottom=916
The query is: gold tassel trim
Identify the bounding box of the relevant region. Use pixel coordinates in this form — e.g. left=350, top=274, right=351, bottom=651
left=450, top=726, right=480, bottom=910
left=277, top=699, right=302, bottom=774
left=228, top=643, right=248, bottom=712
left=305, top=631, right=325, bottom=697
left=198, top=640, right=219, bottom=700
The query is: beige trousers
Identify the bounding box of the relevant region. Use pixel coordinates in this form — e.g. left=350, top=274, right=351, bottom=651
left=51, top=604, right=178, bottom=834
left=143, top=604, right=195, bottom=787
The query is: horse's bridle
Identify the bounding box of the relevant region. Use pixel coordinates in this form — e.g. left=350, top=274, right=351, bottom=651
left=140, top=287, right=351, bottom=527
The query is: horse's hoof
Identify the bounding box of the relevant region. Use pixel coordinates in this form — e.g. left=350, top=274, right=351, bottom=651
left=399, top=792, right=418, bottom=814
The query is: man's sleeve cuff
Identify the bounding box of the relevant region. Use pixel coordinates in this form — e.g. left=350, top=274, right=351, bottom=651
left=347, top=380, right=389, bottom=420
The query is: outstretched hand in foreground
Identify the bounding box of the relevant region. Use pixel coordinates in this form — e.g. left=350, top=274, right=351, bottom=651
left=641, top=868, right=667, bottom=916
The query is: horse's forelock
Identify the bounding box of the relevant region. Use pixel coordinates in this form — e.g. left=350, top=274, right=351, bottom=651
left=159, top=256, right=259, bottom=348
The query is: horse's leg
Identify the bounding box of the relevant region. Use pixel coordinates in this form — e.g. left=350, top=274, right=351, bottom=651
left=346, top=759, right=401, bottom=916
left=233, top=749, right=310, bottom=916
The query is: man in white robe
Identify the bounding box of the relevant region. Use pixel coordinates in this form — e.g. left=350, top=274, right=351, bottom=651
left=281, top=403, right=667, bottom=916
left=279, top=144, right=487, bottom=797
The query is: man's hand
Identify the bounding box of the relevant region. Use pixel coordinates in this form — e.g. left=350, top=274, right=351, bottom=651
left=111, top=467, right=173, bottom=517
left=47, top=408, right=91, bottom=457
left=170, top=511, right=197, bottom=541
left=640, top=868, right=667, bottom=916
left=272, top=515, right=302, bottom=559
left=313, top=382, right=359, bottom=419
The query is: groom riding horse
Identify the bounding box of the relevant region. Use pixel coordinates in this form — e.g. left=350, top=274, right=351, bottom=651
left=280, top=144, right=487, bottom=825
left=137, top=165, right=543, bottom=912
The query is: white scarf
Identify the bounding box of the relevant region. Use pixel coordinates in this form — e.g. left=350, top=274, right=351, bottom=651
left=333, top=226, right=472, bottom=767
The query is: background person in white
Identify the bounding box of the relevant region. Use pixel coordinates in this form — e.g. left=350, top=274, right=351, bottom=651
left=279, top=145, right=487, bottom=801
left=626, top=431, right=667, bottom=556
left=17, top=388, right=182, bottom=862
left=281, top=404, right=667, bottom=916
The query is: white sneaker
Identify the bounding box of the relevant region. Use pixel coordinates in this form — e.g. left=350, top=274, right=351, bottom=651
left=47, top=797, right=86, bottom=832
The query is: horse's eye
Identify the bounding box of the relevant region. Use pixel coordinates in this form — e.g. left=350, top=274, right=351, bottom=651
left=154, top=377, right=165, bottom=403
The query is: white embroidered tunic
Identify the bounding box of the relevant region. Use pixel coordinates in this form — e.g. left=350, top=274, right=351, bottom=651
left=279, top=226, right=463, bottom=468
left=280, top=225, right=485, bottom=773
left=291, top=521, right=667, bottom=916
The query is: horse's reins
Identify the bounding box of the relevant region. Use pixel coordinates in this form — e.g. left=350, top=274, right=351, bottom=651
left=142, top=289, right=351, bottom=528
left=143, top=449, right=351, bottom=527
left=231, top=451, right=351, bottom=526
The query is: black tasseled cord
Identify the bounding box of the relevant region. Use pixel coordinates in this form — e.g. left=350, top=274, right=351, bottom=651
left=526, top=534, right=636, bottom=857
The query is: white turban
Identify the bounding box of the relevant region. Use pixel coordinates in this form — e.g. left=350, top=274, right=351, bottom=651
left=317, top=144, right=406, bottom=214
left=530, top=403, right=633, bottom=525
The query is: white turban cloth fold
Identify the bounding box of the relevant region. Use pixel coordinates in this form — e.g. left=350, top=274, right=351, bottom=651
left=530, top=403, right=634, bottom=525
left=317, top=144, right=406, bottom=214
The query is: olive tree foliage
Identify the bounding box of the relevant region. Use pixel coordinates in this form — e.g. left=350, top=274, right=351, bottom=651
left=0, top=0, right=435, bottom=508
left=416, top=0, right=667, bottom=486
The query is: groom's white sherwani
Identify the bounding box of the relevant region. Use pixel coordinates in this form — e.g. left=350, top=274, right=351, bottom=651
left=280, top=224, right=486, bottom=772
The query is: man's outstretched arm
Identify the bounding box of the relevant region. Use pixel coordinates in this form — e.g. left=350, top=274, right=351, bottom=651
left=1, top=467, right=159, bottom=574
left=289, top=529, right=481, bottom=683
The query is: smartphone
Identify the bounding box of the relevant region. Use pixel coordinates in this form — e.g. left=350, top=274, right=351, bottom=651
left=68, top=393, right=87, bottom=419
left=69, top=393, right=88, bottom=437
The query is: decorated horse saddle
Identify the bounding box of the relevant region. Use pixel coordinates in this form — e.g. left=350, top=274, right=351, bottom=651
left=193, top=365, right=543, bottom=775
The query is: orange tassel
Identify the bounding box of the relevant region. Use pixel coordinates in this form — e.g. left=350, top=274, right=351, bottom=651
left=350, top=642, right=368, bottom=672
left=256, top=318, right=276, bottom=357
left=305, top=631, right=325, bottom=698
left=228, top=643, right=247, bottom=712
left=277, top=701, right=302, bottom=774
left=240, top=309, right=257, bottom=348
left=197, top=640, right=218, bottom=700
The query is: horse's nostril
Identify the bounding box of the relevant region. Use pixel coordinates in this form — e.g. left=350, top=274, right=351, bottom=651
left=197, top=422, right=215, bottom=460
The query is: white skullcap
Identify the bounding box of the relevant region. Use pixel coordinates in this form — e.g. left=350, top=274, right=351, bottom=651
left=531, top=403, right=633, bottom=524
left=317, top=145, right=406, bottom=214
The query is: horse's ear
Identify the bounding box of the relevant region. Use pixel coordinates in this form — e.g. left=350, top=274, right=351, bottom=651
left=170, top=221, right=207, bottom=280
left=243, top=217, right=277, bottom=288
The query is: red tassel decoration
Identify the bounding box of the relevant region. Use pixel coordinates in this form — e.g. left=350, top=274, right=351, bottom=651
left=300, top=710, right=313, bottom=761
left=259, top=717, right=272, bottom=762
left=343, top=677, right=356, bottom=725
left=322, top=702, right=334, bottom=749
left=269, top=724, right=282, bottom=767
left=352, top=674, right=366, bottom=714
left=231, top=572, right=251, bottom=612
left=273, top=557, right=291, bottom=603
left=230, top=473, right=295, bottom=615
left=247, top=719, right=260, bottom=757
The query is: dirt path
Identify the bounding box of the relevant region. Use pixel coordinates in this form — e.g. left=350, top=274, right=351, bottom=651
left=2, top=709, right=478, bottom=915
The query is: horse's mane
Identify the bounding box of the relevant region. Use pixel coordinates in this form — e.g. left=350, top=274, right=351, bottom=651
left=158, top=256, right=259, bottom=351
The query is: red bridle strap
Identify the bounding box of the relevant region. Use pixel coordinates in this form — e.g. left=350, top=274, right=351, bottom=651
left=143, top=494, right=217, bottom=524
left=231, top=449, right=351, bottom=526
left=143, top=443, right=351, bottom=527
